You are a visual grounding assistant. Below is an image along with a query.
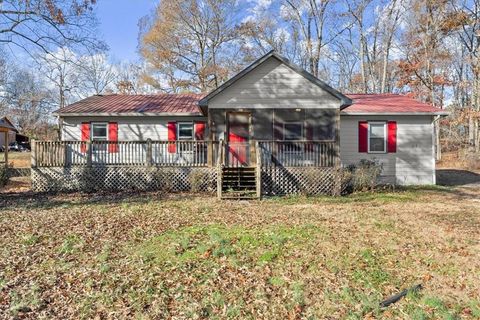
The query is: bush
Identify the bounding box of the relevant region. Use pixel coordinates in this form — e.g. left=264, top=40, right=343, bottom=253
left=346, top=159, right=383, bottom=192
left=189, top=170, right=207, bottom=193
left=0, top=164, right=10, bottom=187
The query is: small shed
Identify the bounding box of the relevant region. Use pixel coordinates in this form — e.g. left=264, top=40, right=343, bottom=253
left=0, top=117, right=16, bottom=167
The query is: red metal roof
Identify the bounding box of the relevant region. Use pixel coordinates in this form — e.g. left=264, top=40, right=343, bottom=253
left=55, top=94, right=205, bottom=115
left=344, top=94, right=446, bottom=114
left=56, top=93, right=446, bottom=116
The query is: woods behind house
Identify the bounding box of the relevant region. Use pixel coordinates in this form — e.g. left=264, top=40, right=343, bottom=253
left=0, top=0, right=479, bottom=162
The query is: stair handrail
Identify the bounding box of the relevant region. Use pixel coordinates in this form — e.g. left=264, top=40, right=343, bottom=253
left=255, top=141, right=262, bottom=199
left=216, top=140, right=224, bottom=199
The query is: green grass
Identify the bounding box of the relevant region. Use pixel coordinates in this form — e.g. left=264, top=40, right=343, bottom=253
left=266, top=186, right=454, bottom=205
left=136, top=224, right=320, bottom=267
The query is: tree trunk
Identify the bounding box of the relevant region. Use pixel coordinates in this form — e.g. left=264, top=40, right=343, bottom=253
left=469, top=115, right=475, bottom=147
left=359, top=39, right=367, bottom=93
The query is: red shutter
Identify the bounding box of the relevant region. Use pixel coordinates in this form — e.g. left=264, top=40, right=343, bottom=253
left=387, top=121, right=397, bottom=153
left=194, top=121, right=206, bottom=140
left=358, top=121, right=368, bottom=153
left=167, top=122, right=177, bottom=153
left=80, top=122, right=90, bottom=153
left=108, top=122, right=119, bottom=153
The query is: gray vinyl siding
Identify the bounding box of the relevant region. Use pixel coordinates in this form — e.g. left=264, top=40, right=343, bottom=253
left=339, top=115, right=435, bottom=185
left=208, top=57, right=342, bottom=110
left=61, top=116, right=207, bottom=141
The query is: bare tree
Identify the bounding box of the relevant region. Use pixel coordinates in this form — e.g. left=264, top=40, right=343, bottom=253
left=140, top=0, right=245, bottom=92
left=35, top=47, right=81, bottom=109
left=0, top=0, right=104, bottom=55
left=3, top=66, right=54, bottom=136
left=276, top=0, right=350, bottom=77
left=451, top=0, right=480, bottom=150
left=78, top=53, right=117, bottom=95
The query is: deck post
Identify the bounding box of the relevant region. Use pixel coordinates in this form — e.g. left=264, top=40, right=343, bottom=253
left=86, top=141, right=92, bottom=167
left=30, top=139, right=37, bottom=168
left=256, top=141, right=262, bottom=199
left=146, top=139, right=153, bottom=166
left=207, top=141, right=213, bottom=167
left=63, top=141, right=69, bottom=167
left=217, top=140, right=224, bottom=199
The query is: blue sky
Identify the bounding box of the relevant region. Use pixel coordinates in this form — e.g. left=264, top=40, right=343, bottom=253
left=96, top=0, right=159, bottom=62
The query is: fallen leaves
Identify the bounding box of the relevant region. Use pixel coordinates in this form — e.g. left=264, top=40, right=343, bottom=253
left=0, top=188, right=479, bottom=319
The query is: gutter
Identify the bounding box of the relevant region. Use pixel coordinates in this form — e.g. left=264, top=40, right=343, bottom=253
left=341, top=111, right=449, bottom=116
left=53, top=112, right=206, bottom=117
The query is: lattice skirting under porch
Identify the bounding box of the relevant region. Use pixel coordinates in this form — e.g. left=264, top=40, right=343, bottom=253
left=32, top=166, right=217, bottom=193
left=261, top=167, right=341, bottom=196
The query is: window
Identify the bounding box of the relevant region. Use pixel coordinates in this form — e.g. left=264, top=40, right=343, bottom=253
left=91, top=123, right=108, bottom=152
left=92, top=123, right=108, bottom=140
left=178, top=122, right=194, bottom=152
left=284, top=123, right=302, bottom=141
left=368, top=122, right=386, bottom=153
left=178, top=123, right=193, bottom=140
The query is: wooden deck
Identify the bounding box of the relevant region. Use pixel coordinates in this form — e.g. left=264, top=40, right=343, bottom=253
left=31, top=140, right=341, bottom=197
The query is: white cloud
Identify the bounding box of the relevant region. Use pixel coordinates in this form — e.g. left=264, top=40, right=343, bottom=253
left=243, top=0, right=273, bottom=23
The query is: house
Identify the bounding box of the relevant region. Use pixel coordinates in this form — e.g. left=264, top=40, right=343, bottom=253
left=0, top=117, right=18, bottom=149
left=34, top=51, right=447, bottom=197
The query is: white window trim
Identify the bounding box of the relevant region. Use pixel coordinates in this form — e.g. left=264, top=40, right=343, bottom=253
left=91, top=122, right=109, bottom=141
left=367, top=121, right=387, bottom=154
left=283, top=122, right=303, bottom=141
left=177, top=122, right=194, bottom=141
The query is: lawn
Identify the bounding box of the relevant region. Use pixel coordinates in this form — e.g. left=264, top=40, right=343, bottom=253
left=0, top=151, right=31, bottom=168
left=0, top=187, right=479, bottom=319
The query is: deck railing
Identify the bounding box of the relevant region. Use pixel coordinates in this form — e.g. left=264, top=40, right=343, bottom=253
left=33, top=140, right=218, bottom=167
left=258, top=140, right=337, bottom=167
left=32, top=140, right=338, bottom=168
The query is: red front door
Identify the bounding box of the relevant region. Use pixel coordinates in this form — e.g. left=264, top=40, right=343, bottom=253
left=227, top=113, right=250, bottom=166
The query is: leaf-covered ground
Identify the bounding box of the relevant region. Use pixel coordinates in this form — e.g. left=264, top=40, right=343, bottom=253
left=0, top=187, right=479, bottom=319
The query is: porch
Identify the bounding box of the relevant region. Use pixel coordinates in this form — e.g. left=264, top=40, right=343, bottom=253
left=31, top=139, right=340, bottom=198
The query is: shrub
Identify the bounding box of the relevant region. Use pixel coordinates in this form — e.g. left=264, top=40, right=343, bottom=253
left=189, top=170, right=207, bottom=193
left=346, top=159, right=383, bottom=192
left=332, top=168, right=354, bottom=196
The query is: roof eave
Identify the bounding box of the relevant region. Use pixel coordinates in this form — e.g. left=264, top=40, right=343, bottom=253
left=56, top=112, right=206, bottom=117
left=341, top=111, right=450, bottom=116
left=0, top=117, right=18, bottom=132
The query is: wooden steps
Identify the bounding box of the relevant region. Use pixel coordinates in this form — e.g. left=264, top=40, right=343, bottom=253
left=220, top=167, right=258, bottom=200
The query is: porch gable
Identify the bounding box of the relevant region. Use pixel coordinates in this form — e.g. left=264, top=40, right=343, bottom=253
left=199, top=51, right=352, bottom=111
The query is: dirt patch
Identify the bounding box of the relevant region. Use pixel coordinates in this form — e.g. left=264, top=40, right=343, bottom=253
left=436, top=169, right=480, bottom=187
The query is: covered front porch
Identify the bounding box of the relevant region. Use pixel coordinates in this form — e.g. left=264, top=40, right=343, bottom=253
left=208, top=107, right=339, bottom=168
left=31, top=134, right=340, bottom=198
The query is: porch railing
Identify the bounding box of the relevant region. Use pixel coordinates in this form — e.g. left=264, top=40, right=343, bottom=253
left=33, top=140, right=219, bottom=167
left=258, top=140, right=337, bottom=167
left=32, top=140, right=338, bottom=168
